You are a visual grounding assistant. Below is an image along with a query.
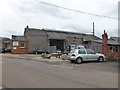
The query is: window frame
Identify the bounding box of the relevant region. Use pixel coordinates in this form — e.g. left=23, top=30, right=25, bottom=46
left=110, top=46, right=119, bottom=53
left=20, top=43, right=25, bottom=48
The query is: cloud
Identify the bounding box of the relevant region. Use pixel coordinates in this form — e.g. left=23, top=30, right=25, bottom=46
left=15, top=0, right=71, bottom=19
left=108, top=7, right=118, bottom=17
left=62, top=24, right=91, bottom=34
left=7, top=30, right=20, bottom=35
left=0, top=0, right=119, bottom=38
left=100, top=6, right=118, bottom=17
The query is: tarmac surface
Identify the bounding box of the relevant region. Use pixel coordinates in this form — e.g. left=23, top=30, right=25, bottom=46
left=1, top=54, right=119, bottom=88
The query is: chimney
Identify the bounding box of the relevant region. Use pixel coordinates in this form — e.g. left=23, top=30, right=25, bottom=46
left=25, top=25, right=29, bottom=30
left=102, top=30, right=108, bottom=56
left=26, top=25, right=29, bottom=28
left=24, top=25, right=29, bottom=36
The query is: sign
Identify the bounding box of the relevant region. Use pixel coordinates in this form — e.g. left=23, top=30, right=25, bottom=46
left=13, top=41, right=18, bottom=46
left=13, top=47, right=17, bottom=49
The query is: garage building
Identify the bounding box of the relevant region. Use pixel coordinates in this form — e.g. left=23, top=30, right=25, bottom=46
left=12, top=26, right=100, bottom=54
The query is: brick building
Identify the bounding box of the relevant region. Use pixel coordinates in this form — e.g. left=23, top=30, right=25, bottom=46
left=85, top=30, right=120, bottom=60
left=11, top=26, right=100, bottom=54
left=12, top=36, right=28, bottom=54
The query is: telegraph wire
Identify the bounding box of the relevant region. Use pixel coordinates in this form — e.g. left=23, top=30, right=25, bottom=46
left=34, top=0, right=118, bottom=20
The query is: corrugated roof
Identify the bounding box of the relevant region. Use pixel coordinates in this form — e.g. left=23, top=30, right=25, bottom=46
left=90, top=40, right=120, bottom=45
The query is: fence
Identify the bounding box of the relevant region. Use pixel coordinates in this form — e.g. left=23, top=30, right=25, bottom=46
left=84, top=44, right=102, bottom=53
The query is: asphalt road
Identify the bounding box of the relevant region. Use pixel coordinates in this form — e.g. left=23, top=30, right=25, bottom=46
left=2, top=55, right=118, bottom=88
left=0, top=54, right=2, bottom=89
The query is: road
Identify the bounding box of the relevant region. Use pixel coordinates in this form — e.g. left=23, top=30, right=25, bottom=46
left=2, top=55, right=118, bottom=88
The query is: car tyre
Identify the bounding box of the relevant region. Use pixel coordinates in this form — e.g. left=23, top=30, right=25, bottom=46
left=98, top=56, right=104, bottom=62
left=70, top=60, right=75, bottom=63
left=76, top=57, right=82, bottom=64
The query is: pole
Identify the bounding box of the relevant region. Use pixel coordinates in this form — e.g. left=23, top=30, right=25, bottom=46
left=93, top=22, right=95, bottom=36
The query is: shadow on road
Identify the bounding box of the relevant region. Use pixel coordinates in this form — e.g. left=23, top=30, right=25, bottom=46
left=70, top=61, right=103, bottom=64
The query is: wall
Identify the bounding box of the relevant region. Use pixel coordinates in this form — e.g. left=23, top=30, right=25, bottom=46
left=12, top=41, right=28, bottom=54
left=27, top=36, right=48, bottom=53
left=107, top=45, right=120, bottom=59
left=89, top=42, right=102, bottom=53
left=12, top=27, right=101, bottom=53
left=26, top=30, right=83, bottom=53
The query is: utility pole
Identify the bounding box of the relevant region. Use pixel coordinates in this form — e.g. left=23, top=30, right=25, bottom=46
left=93, top=22, right=95, bottom=36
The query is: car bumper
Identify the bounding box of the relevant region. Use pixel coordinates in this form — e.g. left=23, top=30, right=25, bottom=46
left=67, top=56, right=76, bottom=61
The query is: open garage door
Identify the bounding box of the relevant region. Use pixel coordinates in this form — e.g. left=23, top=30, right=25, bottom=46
left=49, top=39, right=64, bottom=50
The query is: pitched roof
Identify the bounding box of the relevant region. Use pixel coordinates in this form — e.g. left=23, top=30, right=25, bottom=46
left=24, top=27, right=101, bottom=41
left=109, top=37, right=120, bottom=41
left=12, top=35, right=28, bottom=41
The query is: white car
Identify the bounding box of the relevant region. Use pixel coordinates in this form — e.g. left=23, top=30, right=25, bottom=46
left=68, top=49, right=106, bottom=64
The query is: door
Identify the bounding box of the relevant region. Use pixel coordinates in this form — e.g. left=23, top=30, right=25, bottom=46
left=78, top=49, right=87, bottom=60
left=86, top=49, right=98, bottom=61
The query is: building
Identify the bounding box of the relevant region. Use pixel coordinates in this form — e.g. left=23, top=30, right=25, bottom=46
left=0, top=37, right=11, bottom=51
left=12, top=36, right=28, bottom=54
left=11, top=26, right=100, bottom=54
left=86, top=30, right=120, bottom=60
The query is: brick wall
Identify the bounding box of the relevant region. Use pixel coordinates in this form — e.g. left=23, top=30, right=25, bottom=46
left=102, top=30, right=109, bottom=56
left=102, top=30, right=120, bottom=59
left=12, top=41, right=28, bottom=54
left=90, top=42, right=102, bottom=53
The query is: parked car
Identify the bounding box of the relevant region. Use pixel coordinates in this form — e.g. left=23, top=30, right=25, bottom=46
left=5, top=48, right=11, bottom=53
left=68, top=49, right=106, bottom=64
left=0, top=48, right=11, bottom=53
left=70, top=45, right=85, bottom=50
left=0, top=49, right=5, bottom=53
left=33, top=50, right=49, bottom=54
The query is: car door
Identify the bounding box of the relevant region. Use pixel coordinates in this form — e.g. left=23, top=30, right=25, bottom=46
left=78, top=49, right=87, bottom=61
left=86, top=49, right=98, bottom=61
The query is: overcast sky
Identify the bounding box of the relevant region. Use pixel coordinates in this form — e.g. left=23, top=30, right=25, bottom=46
left=0, top=0, right=119, bottom=38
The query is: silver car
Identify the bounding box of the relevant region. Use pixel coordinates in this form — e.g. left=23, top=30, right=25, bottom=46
left=68, top=49, right=106, bottom=64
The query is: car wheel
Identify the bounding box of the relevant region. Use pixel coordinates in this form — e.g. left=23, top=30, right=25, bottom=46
left=70, top=60, right=75, bottom=63
left=98, top=56, right=104, bottom=62
left=76, top=57, right=82, bottom=64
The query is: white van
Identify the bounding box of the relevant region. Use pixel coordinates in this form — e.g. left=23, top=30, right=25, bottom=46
left=70, top=45, right=85, bottom=50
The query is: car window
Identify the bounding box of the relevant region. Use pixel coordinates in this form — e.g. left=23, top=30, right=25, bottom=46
left=78, top=49, right=86, bottom=54
left=70, top=49, right=75, bottom=53
left=86, top=49, right=96, bottom=54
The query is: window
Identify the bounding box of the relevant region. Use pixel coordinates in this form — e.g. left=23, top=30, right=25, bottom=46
left=78, top=49, right=86, bottom=54
left=110, top=46, right=118, bottom=52
left=20, top=43, right=25, bottom=48
left=13, top=41, right=18, bottom=46
left=70, top=49, right=75, bottom=53
left=86, top=49, right=96, bottom=54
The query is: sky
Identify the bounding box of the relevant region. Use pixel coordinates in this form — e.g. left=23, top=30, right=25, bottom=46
left=0, top=0, right=119, bottom=38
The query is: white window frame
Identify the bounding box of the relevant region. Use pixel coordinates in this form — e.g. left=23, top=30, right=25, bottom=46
left=13, top=41, right=19, bottom=46
left=110, top=46, right=118, bottom=53
left=20, top=43, right=25, bottom=48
